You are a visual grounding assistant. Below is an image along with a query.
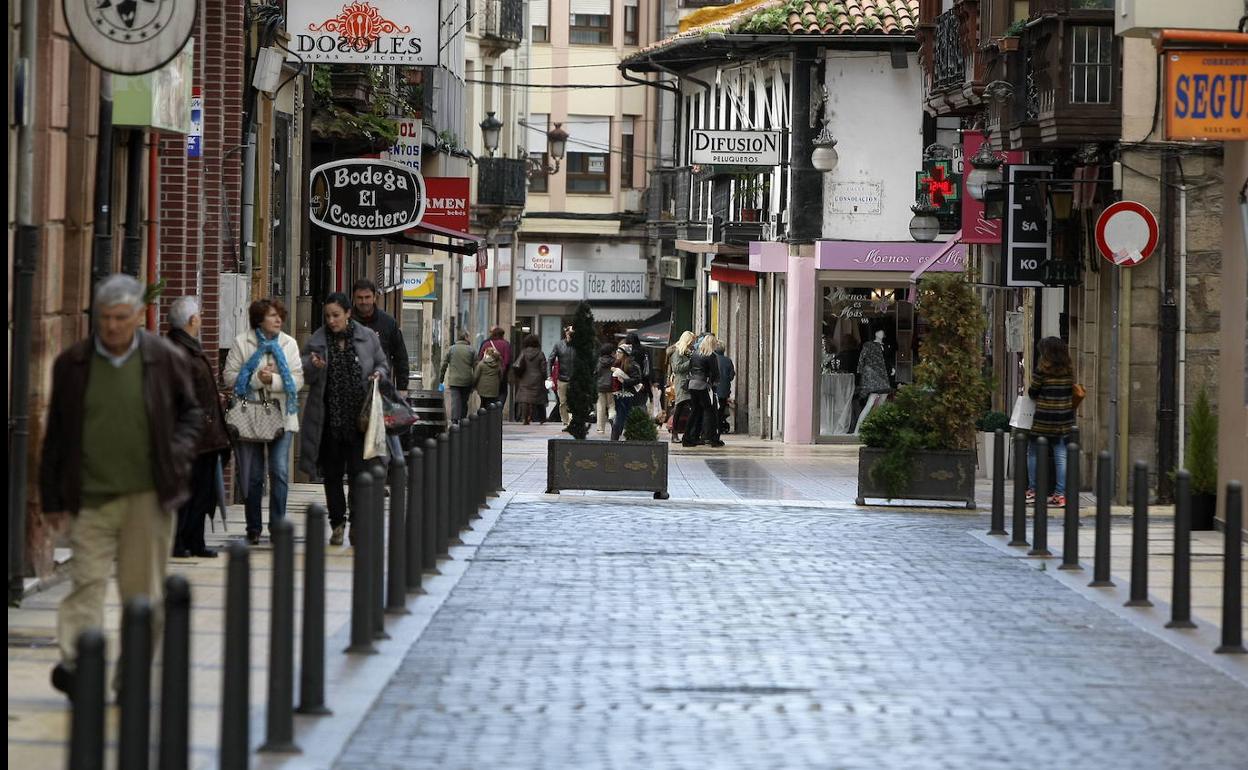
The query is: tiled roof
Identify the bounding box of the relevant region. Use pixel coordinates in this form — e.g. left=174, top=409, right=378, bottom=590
left=631, top=0, right=918, bottom=59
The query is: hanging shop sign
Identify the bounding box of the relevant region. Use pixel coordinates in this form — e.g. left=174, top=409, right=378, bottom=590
left=960, top=132, right=1023, bottom=244
left=1163, top=50, right=1248, bottom=142
left=112, top=38, right=194, bottom=132
left=421, top=177, right=470, bottom=233
left=1095, top=201, right=1159, bottom=268
left=187, top=87, right=203, bottom=158
left=914, top=158, right=961, bottom=233
left=689, top=130, right=782, bottom=166
left=309, top=158, right=426, bottom=236
left=402, top=269, right=437, bottom=301
left=525, top=243, right=564, bottom=272
left=1003, top=165, right=1051, bottom=287
left=286, top=0, right=437, bottom=65
left=63, top=0, right=198, bottom=75
left=382, top=117, right=423, bottom=171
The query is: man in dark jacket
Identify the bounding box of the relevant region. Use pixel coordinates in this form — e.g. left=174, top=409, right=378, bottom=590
left=166, top=296, right=230, bottom=558
left=41, top=274, right=202, bottom=699
left=352, top=279, right=410, bottom=394
left=549, top=326, right=576, bottom=427
left=714, top=341, right=735, bottom=434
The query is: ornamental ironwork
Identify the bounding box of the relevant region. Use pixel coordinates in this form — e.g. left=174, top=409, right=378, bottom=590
left=934, top=10, right=966, bottom=90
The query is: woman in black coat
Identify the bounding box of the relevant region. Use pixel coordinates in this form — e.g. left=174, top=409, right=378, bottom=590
left=682, top=335, right=723, bottom=448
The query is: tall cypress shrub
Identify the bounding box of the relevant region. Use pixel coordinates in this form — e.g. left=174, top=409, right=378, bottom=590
left=566, top=301, right=597, bottom=440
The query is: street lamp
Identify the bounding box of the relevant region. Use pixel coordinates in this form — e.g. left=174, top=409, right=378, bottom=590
left=909, top=192, right=941, bottom=243
left=479, top=111, right=504, bottom=156
left=527, top=122, right=569, bottom=178
left=965, top=141, right=1004, bottom=202
left=811, top=126, right=839, bottom=174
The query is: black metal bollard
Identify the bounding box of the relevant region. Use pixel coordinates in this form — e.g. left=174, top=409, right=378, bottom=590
left=496, top=400, right=506, bottom=493
left=69, top=629, right=106, bottom=770
left=297, top=504, right=332, bottom=715
left=423, top=437, right=440, bottom=572
left=477, top=407, right=490, bottom=511
left=449, top=424, right=465, bottom=542
left=1090, top=451, right=1115, bottom=587
left=1166, top=471, right=1196, bottom=629
left=220, top=542, right=250, bottom=769
left=436, top=432, right=451, bottom=557
left=1030, top=437, right=1051, bottom=556
left=345, top=472, right=376, bottom=655
left=405, top=447, right=426, bottom=593
left=487, top=403, right=500, bottom=498
left=1009, top=432, right=1029, bottom=547
left=386, top=453, right=410, bottom=614
left=1060, top=442, right=1081, bottom=570
left=1125, top=461, right=1153, bottom=607
left=370, top=463, right=389, bottom=640
left=1215, top=481, right=1245, bottom=654
left=259, top=518, right=299, bottom=753
left=988, top=429, right=1006, bottom=535
left=159, top=576, right=192, bottom=770
left=119, top=596, right=153, bottom=770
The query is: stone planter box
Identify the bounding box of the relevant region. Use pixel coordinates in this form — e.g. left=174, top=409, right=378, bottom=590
left=547, top=439, right=670, bottom=499
left=856, top=447, right=977, bottom=508
left=976, top=431, right=1012, bottom=480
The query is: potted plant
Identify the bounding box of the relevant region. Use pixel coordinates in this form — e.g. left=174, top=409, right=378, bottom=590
left=999, top=20, right=1026, bottom=51
left=547, top=302, right=670, bottom=498
left=975, top=410, right=1011, bottom=479
left=856, top=273, right=990, bottom=508
left=733, top=175, right=766, bottom=222
left=1185, top=389, right=1218, bottom=530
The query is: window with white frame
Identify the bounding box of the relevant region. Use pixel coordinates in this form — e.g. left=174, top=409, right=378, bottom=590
left=624, top=0, right=639, bottom=45
left=570, top=0, right=611, bottom=45
left=1070, top=25, right=1113, bottom=104
left=531, top=0, right=549, bottom=42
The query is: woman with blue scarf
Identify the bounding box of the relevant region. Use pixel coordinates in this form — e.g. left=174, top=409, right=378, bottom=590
left=224, top=298, right=304, bottom=544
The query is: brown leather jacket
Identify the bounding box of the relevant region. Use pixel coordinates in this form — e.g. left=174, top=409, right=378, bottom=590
left=168, top=327, right=231, bottom=458
left=40, top=330, right=203, bottom=515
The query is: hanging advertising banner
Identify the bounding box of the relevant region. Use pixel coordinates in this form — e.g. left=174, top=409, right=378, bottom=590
left=63, top=0, right=198, bottom=75
left=309, top=158, right=426, bottom=236
left=286, top=0, right=438, bottom=66
left=525, top=243, right=564, bottom=272
left=960, top=132, right=1023, bottom=244
left=382, top=117, right=422, bottom=171
left=421, top=177, right=470, bottom=233
left=1002, top=165, right=1052, bottom=287
left=187, top=87, right=203, bottom=158
left=1163, top=50, right=1248, bottom=142
left=689, top=129, right=782, bottom=166
left=402, top=269, right=437, bottom=301
left=112, top=39, right=194, bottom=133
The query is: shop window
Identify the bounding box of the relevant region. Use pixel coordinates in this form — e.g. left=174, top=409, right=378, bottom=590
left=566, top=152, right=610, bottom=193
left=570, top=14, right=611, bottom=45
left=818, top=286, right=911, bottom=438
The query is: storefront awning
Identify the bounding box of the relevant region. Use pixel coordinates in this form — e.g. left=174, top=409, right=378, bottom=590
left=591, top=306, right=663, bottom=323
left=910, top=232, right=964, bottom=282
left=386, top=221, right=485, bottom=256
left=710, top=260, right=758, bottom=287
left=676, top=239, right=748, bottom=256
left=629, top=308, right=673, bottom=347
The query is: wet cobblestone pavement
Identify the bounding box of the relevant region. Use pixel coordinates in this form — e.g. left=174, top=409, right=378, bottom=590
left=334, top=500, right=1248, bottom=769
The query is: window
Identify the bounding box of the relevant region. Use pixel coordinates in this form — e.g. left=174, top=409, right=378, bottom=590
left=570, top=14, right=611, bottom=45
left=566, top=152, right=610, bottom=193
left=531, top=0, right=549, bottom=42
left=1070, top=25, right=1113, bottom=104
left=620, top=117, right=636, bottom=188
left=527, top=113, right=550, bottom=193
left=529, top=154, right=549, bottom=192
left=624, top=0, right=639, bottom=45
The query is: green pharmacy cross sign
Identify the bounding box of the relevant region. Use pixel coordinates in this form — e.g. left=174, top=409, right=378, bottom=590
left=915, top=160, right=961, bottom=232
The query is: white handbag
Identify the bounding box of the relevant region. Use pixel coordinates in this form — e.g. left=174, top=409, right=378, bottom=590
left=1009, top=394, right=1036, bottom=431
left=224, top=391, right=285, bottom=443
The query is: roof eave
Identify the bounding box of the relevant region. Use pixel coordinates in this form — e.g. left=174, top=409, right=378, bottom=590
left=620, top=33, right=920, bottom=75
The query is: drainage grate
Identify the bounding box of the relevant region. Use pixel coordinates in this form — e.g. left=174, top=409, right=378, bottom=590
left=647, top=686, right=812, bottom=696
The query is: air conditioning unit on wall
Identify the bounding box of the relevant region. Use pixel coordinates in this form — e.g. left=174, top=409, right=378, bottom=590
left=659, top=256, right=688, bottom=281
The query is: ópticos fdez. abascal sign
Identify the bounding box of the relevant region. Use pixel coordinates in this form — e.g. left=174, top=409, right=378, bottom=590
left=309, top=159, right=426, bottom=236
left=689, top=130, right=781, bottom=166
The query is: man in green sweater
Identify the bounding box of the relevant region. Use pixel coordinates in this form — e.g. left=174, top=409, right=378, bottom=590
left=40, top=274, right=203, bottom=699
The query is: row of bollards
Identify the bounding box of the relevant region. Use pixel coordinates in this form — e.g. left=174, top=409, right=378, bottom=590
left=991, top=427, right=1245, bottom=655
left=66, top=402, right=509, bottom=768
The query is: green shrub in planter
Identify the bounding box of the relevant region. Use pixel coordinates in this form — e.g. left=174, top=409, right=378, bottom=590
left=622, top=404, right=659, bottom=442
left=976, top=411, right=1010, bottom=433
left=1185, top=389, right=1217, bottom=495
left=565, top=301, right=597, bottom=440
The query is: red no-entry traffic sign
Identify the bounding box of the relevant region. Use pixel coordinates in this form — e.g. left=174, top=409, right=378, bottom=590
left=1095, top=201, right=1159, bottom=268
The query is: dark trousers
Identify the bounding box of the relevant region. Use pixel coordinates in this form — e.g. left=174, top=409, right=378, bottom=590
left=611, top=394, right=636, bottom=441
left=174, top=453, right=217, bottom=555
left=448, top=385, right=473, bottom=422
left=320, top=429, right=367, bottom=528
left=684, top=389, right=719, bottom=445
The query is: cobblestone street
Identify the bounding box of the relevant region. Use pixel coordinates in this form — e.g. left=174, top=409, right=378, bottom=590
left=334, top=498, right=1248, bottom=770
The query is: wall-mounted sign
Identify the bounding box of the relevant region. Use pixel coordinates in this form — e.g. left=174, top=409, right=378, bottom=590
left=63, top=0, right=198, bottom=75
left=814, top=241, right=966, bottom=272
left=1095, top=201, right=1159, bottom=268
left=402, top=269, right=437, bottom=300
left=525, top=243, right=563, bottom=272
left=960, top=131, right=1023, bottom=244
left=382, top=117, right=422, bottom=171
left=421, top=177, right=470, bottom=233
left=516, top=269, right=584, bottom=300
left=1003, top=165, right=1051, bottom=287
left=1164, top=50, right=1248, bottom=142
left=187, top=87, right=202, bottom=157
left=585, top=272, right=647, bottom=301
left=828, top=182, right=883, bottom=215
left=690, top=129, right=782, bottom=166
left=309, top=158, right=426, bottom=236
left=112, top=39, right=194, bottom=132
left=915, top=158, right=961, bottom=233
left=286, top=0, right=437, bottom=65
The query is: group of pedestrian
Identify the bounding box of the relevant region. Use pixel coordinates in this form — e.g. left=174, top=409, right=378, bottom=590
left=438, top=325, right=511, bottom=423
left=665, top=331, right=734, bottom=448
left=40, top=275, right=412, bottom=699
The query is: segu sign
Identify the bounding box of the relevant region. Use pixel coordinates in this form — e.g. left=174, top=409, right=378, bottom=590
left=689, top=129, right=781, bottom=166
left=309, top=159, right=426, bottom=236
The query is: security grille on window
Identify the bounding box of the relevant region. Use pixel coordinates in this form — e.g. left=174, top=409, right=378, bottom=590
left=528, top=112, right=550, bottom=193
left=531, top=0, right=549, bottom=42
left=566, top=114, right=610, bottom=193
left=570, top=0, right=611, bottom=45
left=1070, top=25, right=1113, bottom=105
left=621, top=117, right=636, bottom=189
left=624, top=0, right=639, bottom=45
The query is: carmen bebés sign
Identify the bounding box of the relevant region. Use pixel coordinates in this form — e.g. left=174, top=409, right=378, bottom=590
left=689, top=130, right=781, bottom=166
left=309, top=159, right=426, bottom=236
left=286, top=0, right=438, bottom=66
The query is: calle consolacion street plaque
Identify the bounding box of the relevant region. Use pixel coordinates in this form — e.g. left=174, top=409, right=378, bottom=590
left=63, top=0, right=199, bottom=75
left=309, top=158, right=426, bottom=236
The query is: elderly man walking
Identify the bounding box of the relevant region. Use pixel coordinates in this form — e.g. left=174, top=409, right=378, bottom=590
left=166, top=296, right=231, bottom=558
left=41, top=275, right=203, bottom=698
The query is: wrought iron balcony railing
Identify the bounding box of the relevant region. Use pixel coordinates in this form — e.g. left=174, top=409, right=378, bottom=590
left=476, top=158, right=527, bottom=209
left=481, top=0, right=524, bottom=47
left=933, top=9, right=967, bottom=90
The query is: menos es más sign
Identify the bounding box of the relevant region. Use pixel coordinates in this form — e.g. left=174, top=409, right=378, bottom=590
left=689, top=130, right=782, bottom=166
left=309, top=159, right=426, bottom=236
left=287, top=0, right=437, bottom=65
left=1165, top=49, right=1248, bottom=141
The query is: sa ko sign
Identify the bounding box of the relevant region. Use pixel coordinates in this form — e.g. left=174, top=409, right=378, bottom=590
left=309, top=159, right=426, bottom=236
left=1003, top=165, right=1052, bottom=287
left=1096, top=201, right=1159, bottom=268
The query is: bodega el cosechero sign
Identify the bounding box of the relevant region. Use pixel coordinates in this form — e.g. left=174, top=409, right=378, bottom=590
left=309, top=159, right=426, bottom=237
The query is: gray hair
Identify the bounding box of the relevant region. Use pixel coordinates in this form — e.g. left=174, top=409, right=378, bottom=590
left=93, top=274, right=145, bottom=314
left=168, top=296, right=200, bottom=330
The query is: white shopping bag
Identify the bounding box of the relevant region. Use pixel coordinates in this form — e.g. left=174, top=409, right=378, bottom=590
left=1009, top=394, right=1036, bottom=431
left=363, top=379, right=389, bottom=460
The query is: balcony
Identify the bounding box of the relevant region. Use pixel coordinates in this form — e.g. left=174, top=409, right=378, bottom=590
left=922, top=1, right=987, bottom=116
left=480, top=0, right=523, bottom=51
left=476, top=158, right=526, bottom=210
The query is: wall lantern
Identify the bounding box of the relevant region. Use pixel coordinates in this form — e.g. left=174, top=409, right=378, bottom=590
left=811, top=126, right=839, bottom=174
left=965, top=141, right=1004, bottom=202
left=909, top=192, right=941, bottom=243
left=527, top=122, right=569, bottom=178
left=478, top=111, right=504, bottom=157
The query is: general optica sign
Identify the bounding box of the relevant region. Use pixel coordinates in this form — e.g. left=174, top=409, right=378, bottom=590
left=309, top=159, right=426, bottom=236
left=689, top=129, right=782, bottom=166
left=1165, top=50, right=1248, bottom=141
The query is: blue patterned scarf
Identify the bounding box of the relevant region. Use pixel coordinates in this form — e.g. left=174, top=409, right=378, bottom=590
left=234, top=329, right=299, bottom=414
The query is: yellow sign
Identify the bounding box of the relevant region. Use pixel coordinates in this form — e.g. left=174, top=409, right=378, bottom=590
left=1164, top=50, right=1248, bottom=141
left=402, top=270, right=437, bottom=301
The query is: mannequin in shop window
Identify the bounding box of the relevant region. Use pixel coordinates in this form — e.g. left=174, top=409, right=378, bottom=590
left=852, top=327, right=894, bottom=433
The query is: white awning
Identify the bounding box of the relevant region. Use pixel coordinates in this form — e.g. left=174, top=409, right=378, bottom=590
left=566, top=115, right=610, bottom=153
left=591, top=306, right=660, bottom=323
left=530, top=0, right=549, bottom=26
left=570, top=0, right=611, bottom=16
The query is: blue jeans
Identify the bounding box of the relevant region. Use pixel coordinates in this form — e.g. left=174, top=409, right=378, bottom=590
left=239, top=432, right=292, bottom=534
left=611, top=394, right=635, bottom=441
left=1027, top=435, right=1068, bottom=496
